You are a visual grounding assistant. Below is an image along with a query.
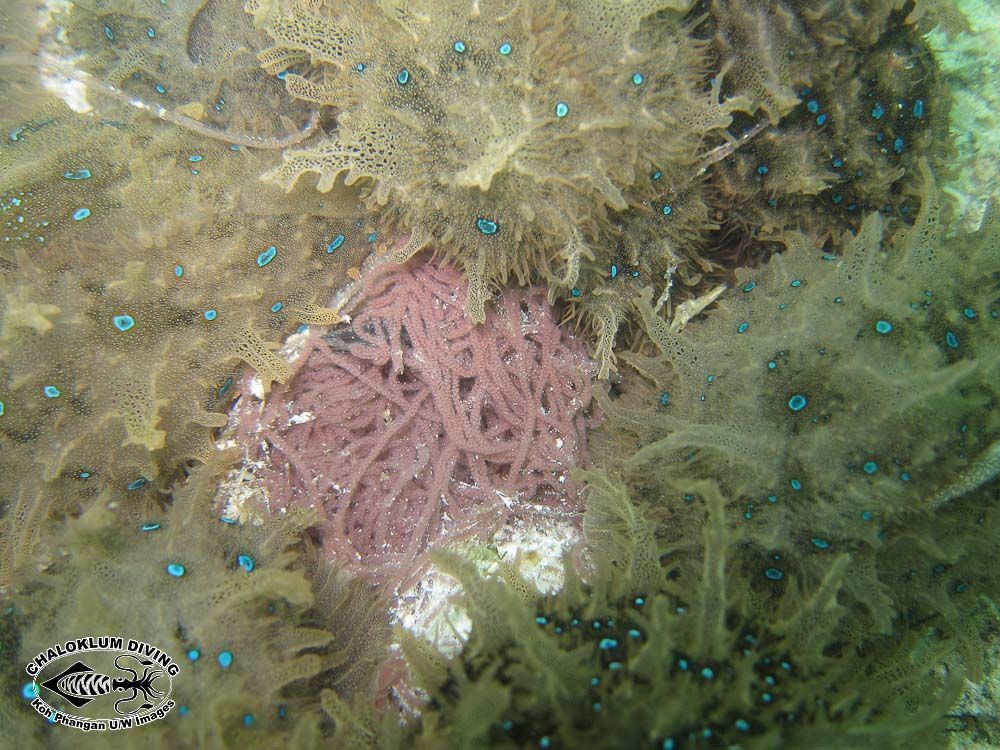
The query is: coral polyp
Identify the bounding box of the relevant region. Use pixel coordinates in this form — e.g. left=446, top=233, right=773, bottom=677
left=250, top=0, right=738, bottom=328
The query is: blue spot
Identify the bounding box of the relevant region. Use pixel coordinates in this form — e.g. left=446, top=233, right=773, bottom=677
left=608, top=661, right=622, bottom=671
left=140, top=522, right=161, bottom=532
left=243, top=714, right=254, bottom=727
left=63, top=169, right=92, bottom=180
left=476, top=217, right=499, bottom=235
left=219, top=516, right=237, bottom=525
left=700, top=667, right=714, bottom=679
left=790, top=279, right=802, bottom=288
left=179, top=706, right=189, bottom=716
left=218, top=378, right=233, bottom=399
left=453, top=40, right=466, bottom=53
left=43, top=385, right=61, bottom=398
left=790, top=479, right=802, bottom=491
left=816, top=114, right=827, bottom=126
left=104, top=25, right=114, bottom=41
left=166, top=563, right=185, bottom=577
left=230, top=144, right=241, bottom=152
left=146, top=27, right=155, bottom=38
left=113, top=314, right=135, bottom=332
left=863, top=461, right=878, bottom=475
left=677, top=659, right=689, bottom=670
left=767, top=360, right=777, bottom=370
left=651, top=170, right=662, bottom=181
left=276, top=70, right=288, bottom=80
left=127, top=478, right=146, bottom=491
left=861, top=510, right=873, bottom=521
left=539, top=738, right=551, bottom=749
left=271, top=301, right=284, bottom=313
left=188, top=649, right=200, bottom=661
left=743, top=281, right=756, bottom=292
left=78, top=471, right=90, bottom=479
left=757, top=164, right=769, bottom=175
left=22, top=682, right=37, bottom=700
left=599, top=638, right=618, bottom=650
left=871, top=102, right=885, bottom=119
left=326, top=234, right=345, bottom=253
left=628, top=629, right=641, bottom=639
left=788, top=394, right=807, bottom=412
left=570, top=287, right=581, bottom=297
left=592, top=701, right=601, bottom=712
left=955, top=582, right=969, bottom=594
left=659, top=391, right=670, bottom=406
left=155, top=84, right=166, bottom=94
left=367, top=232, right=377, bottom=243
left=174, top=264, right=184, bottom=277
left=1, top=400, right=8, bottom=416
left=762, top=692, right=773, bottom=704
left=535, top=616, right=547, bottom=625
left=765, top=567, right=784, bottom=581
left=591, top=676, right=600, bottom=686
left=663, top=741, right=676, bottom=750
left=355, top=63, right=365, bottom=73
left=396, top=69, right=410, bottom=85
left=555, top=102, right=569, bottom=118
left=963, top=307, right=976, bottom=319
left=73, top=207, right=91, bottom=221
left=218, top=651, right=233, bottom=668
left=875, top=319, right=893, bottom=334
left=188, top=154, right=203, bottom=163
left=735, top=719, right=750, bottom=732
left=945, top=330, right=959, bottom=349
left=738, top=322, right=749, bottom=333
left=811, top=537, right=830, bottom=549
left=498, top=43, right=512, bottom=55
left=832, top=194, right=843, bottom=204
left=257, top=246, right=277, bottom=267
left=900, top=472, right=910, bottom=481
left=893, top=137, right=905, bottom=154
left=503, top=720, right=513, bottom=731
left=913, top=99, right=925, bottom=118
left=631, top=72, right=644, bottom=85
left=237, top=554, right=255, bottom=572
left=634, top=596, right=645, bottom=607
left=610, top=263, right=618, bottom=279
left=806, top=100, right=819, bottom=113
left=832, top=158, right=844, bottom=168
left=203, top=309, right=218, bottom=321
left=662, top=204, right=673, bottom=216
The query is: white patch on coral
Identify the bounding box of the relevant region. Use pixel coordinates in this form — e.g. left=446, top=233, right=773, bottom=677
left=392, top=513, right=581, bottom=659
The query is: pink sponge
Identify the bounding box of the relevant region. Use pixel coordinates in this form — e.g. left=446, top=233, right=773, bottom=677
left=235, top=261, right=597, bottom=590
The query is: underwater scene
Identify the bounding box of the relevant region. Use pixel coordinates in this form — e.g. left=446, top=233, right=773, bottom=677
left=1, top=0, right=999, bottom=747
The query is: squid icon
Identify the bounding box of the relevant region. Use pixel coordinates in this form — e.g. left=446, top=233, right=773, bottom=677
left=39, top=654, right=166, bottom=715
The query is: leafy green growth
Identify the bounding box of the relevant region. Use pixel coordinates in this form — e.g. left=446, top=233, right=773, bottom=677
left=597, top=159, right=999, bottom=540
left=253, top=0, right=950, bottom=378
left=401, top=468, right=987, bottom=748
left=1, top=455, right=389, bottom=748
